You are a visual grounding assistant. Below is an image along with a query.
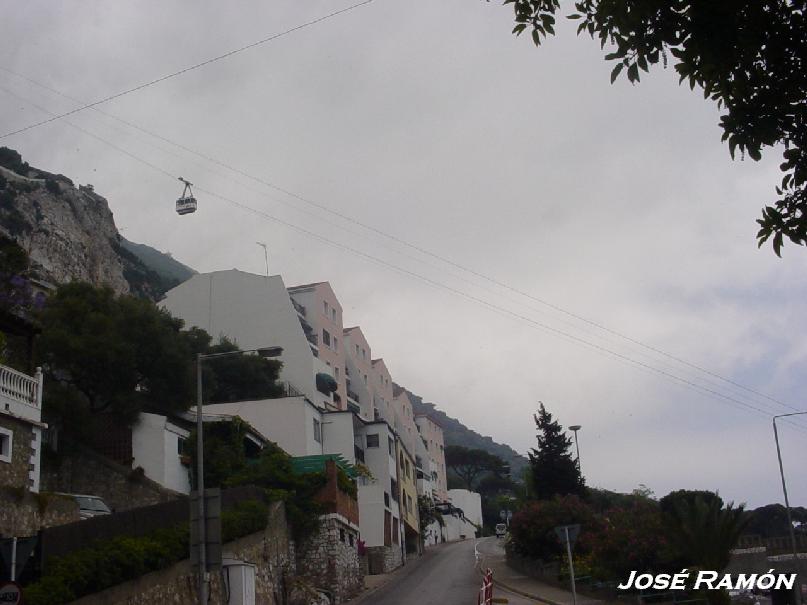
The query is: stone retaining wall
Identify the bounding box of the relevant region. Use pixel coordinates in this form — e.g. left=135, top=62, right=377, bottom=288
left=296, top=514, right=363, bottom=603
left=0, top=488, right=79, bottom=538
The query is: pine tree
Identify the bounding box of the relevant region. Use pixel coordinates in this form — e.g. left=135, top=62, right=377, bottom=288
left=528, top=402, right=585, bottom=500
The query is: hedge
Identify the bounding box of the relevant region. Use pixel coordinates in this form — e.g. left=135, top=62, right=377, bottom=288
left=24, top=500, right=269, bottom=605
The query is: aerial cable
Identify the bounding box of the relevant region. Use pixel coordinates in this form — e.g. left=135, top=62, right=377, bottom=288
left=2, top=84, right=805, bottom=432
left=2, top=66, right=799, bottom=418
left=0, top=0, right=376, bottom=140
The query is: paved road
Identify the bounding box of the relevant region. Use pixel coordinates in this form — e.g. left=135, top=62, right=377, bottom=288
left=360, top=539, right=538, bottom=605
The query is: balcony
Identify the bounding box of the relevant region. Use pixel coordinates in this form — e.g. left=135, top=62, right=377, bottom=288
left=0, top=363, right=42, bottom=423
left=291, top=298, right=307, bottom=318
left=354, top=445, right=365, bottom=464
left=275, top=381, right=304, bottom=398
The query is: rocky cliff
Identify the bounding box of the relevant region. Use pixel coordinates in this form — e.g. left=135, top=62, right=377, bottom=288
left=0, top=147, right=188, bottom=299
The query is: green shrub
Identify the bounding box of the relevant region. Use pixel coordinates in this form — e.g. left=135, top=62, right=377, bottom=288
left=222, top=500, right=270, bottom=542
left=22, top=500, right=271, bottom=605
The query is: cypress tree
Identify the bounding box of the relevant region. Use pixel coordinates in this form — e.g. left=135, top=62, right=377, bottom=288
left=528, top=402, right=585, bottom=499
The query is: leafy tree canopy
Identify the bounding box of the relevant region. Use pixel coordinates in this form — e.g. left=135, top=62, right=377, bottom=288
left=36, top=283, right=282, bottom=428
left=504, top=0, right=807, bottom=256
left=445, top=445, right=510, bottom=490
left=528, top=402, right=585, bottom=499
left=659, top=488, right=724, bottom=517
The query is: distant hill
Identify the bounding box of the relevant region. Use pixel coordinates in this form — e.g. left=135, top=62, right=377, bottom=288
left=403, top=386, right=529, bottom=480
left=120, top=238, right=195, bottom=291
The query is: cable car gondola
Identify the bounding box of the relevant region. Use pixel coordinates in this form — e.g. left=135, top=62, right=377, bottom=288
left=176, top=177, right=197, bottom=215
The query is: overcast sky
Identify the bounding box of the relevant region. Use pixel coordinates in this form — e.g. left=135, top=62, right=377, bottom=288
left=3, top=1, right=807, bottom=508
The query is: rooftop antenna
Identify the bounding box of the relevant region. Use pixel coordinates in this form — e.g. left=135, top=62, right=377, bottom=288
left=256, top=242, right=269, bottom=276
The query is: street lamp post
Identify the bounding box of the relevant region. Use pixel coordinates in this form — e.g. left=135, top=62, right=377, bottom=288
left=568, top=425, right=582, bottom=473
left=772, top=412, right=807, bottom=604
left=195, top=345, right=283, bottom=605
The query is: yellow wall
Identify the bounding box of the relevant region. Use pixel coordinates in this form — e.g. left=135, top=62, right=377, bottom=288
left=396, top=441, right=419, bottom=532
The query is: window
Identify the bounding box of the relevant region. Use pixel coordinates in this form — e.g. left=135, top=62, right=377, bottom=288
left=0, top=427, right=11, bottom=463
left=349, top=533, right=354, bottom=547
left=333, top=337, right=338, bottom=351
left=388, top=437, right=394, bottom=456
left=331, top=308, right=336, bottom=321
left=363, top=374, right=367, bottom=385
left=177, top=437, right=186, bottom=455
left=313, top=418, right=322, bottom=443
left=361, top=348, right=366, bottom=359
left=355, top=344, right=359, bottom=355
left=405, top=459, right=411, bottom=478
left=340, top=528, right=345, bottom=543
left=334, top=367, right=340, bottom=379
left=324, top=301, right=329, bottom=315
left=322, top=329, right=331, bottom=347
left=366, top=433, right=379, bottom=448
left=384, top=492, right=390, bottom=508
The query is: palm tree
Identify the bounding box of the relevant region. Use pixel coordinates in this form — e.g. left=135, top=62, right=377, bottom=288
left=666, top=496, right=749, bottom=571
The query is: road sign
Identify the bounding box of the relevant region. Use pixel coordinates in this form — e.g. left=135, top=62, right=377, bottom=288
left=0, top=581, right=22, bottom=605
left=554, top=524, right=580, bottom=547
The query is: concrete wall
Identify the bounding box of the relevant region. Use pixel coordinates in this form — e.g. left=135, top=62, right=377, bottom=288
left=204, top=397, right=322, bottom=457
left=161, top=271, right=318, bottom=402
left=448, top=489, right=483, bottom=528
left=322, top=411, right=358, bottom=465
left=131, top=413, right=191, bottom=494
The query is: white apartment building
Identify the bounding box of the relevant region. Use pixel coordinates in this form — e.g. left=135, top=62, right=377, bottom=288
left=161, top=270, right=338, bottom=411
left=448, top=488, right=483, bottom=529
left=162, top=272, right=406, bottom=571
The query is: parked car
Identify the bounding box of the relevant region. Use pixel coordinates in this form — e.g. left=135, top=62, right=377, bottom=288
left=56, top=493, right=112, bottom=519
left=495, top=523, right=507, bottom=538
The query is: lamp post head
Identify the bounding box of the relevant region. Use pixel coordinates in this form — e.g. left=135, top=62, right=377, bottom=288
left=569, top=425, right=582, bottom=432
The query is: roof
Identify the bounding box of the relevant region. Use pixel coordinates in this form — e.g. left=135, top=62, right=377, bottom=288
left=290, top=454, right=358, bottom=478
left=287, top=281, right=326, bottom=291
left=414, top=413, right=444, bottom=429
left=343, top=326, right=359, bottom=333
left=392, top=384, right=406, bottom=398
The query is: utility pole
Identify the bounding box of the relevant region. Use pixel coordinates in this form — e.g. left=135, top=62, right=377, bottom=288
left=773, top=413, right=807, bottom=605
left=256, top=242, right=269, bottom=276
left=196, top=354, right=207, bottom=605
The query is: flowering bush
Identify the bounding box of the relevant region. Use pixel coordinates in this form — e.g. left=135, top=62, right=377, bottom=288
left=508, top=494, right=601, bottom=561
left=588, top=499, right=669, bottom=580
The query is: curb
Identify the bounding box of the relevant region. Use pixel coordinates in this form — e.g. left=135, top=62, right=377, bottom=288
left=491, top=576, right=564, bottom=605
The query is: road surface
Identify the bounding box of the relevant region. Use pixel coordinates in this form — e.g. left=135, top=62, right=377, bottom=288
left=361, top=539, right=538, bottom=605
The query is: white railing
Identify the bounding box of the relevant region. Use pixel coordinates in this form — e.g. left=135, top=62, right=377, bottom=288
left=0, top=363, right=41, bottom=409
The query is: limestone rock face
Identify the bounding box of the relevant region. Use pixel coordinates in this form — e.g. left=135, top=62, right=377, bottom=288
left=0, top=165, right=130, bottom=295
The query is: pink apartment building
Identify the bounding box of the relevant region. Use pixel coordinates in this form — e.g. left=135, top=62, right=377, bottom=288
left=371, top=359, right=394, bottom=424
left=288, top=282, right=347, bottom=410
left=415, top=413, right=448, bottom=501
left=342, top=327, right=374, bottom=420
